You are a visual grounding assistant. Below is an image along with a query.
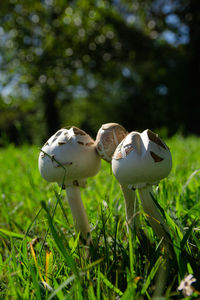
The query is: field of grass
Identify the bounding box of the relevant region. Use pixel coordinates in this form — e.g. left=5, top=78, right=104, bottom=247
left=1, top=135, right=200, bottom=299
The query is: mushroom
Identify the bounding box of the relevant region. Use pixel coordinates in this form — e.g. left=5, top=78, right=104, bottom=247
left=96, top=123, right=128, bottom=162
left=112, top=129, right=172, bottom=243
left=95, top=123, right=140, bottom=232
left=38, top=126, right=101, bottom=244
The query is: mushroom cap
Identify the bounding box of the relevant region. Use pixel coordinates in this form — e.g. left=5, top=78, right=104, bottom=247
left=38, top=127, right=101, bottom=187
left=112, top=129, right=172, bottom=188
left=95, top=123, right=128, bottom=162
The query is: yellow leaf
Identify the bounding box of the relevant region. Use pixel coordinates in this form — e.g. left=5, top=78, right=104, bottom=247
left=30, top=243, right=44, bottom=282
left=45, top=251, right=53, bottom=284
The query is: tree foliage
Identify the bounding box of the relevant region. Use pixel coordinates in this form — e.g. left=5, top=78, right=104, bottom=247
left=0, top=0, right=199, bottom=145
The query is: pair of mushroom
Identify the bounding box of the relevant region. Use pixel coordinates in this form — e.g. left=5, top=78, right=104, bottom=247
left=38, top=123, right=172, bottom=245
left=96, top=124, right=172, bottom=244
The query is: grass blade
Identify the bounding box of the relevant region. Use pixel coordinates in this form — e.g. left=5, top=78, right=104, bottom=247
left=30, top=264, right=42, bottom=300
left=100, top=271, right=123, bottom=297
left=0, top=229, right=31, bottom=240
left=141, top=256, right=164, bottom=295
left=41, top=201, right=78, bottom=277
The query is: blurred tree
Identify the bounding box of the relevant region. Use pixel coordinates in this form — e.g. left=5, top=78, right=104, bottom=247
left=0, top=0, right=199, bottom=145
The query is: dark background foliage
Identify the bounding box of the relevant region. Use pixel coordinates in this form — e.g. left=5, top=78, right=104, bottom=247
left=0, top=0, right=199, bottom=145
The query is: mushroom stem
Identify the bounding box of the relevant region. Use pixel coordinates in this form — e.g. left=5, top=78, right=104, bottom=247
left=120, top=184, right=140, bottom=234
left=138, top=185, right=170, bottom=242
left=66, top=186, right=91, bottom=244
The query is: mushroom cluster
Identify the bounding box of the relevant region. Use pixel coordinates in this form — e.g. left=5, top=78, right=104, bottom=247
left=38, top=123, right=172, bottom=248
left=95, top=124, right=172, bottom=245
left=38, top=126, right=101, bottom=244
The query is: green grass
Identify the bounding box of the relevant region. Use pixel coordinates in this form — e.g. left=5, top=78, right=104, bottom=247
left=1, top=135, right=200, bottom=299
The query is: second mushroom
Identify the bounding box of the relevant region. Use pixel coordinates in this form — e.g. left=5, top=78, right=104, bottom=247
left=112, top=129, right=172, bottom=244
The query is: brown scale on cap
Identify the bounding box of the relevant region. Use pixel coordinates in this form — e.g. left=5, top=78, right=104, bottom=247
left=73, top=126, right=87, bottom=136
left=147, top=129, right=167, bottom=149
left=114, top=151, right=123, bottom=160
left=150, top=151, right=164, bottom=162
left=124, top=144, right=134, bottom=156
left=55, top=130, right=63, bottom=137
left=113, top=144, right=134, bottom=160
left=52, top=138, right=57, bottom=143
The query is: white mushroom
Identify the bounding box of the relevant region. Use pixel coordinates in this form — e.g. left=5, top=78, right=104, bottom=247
left=96, top=123, right=140, bottom=232
left=112, top=129, right=172, bottom=243
left=38, top=126, right=101, bottom=244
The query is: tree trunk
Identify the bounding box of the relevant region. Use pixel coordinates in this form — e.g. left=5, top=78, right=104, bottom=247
left=42, top=88, right=60, bottom=137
